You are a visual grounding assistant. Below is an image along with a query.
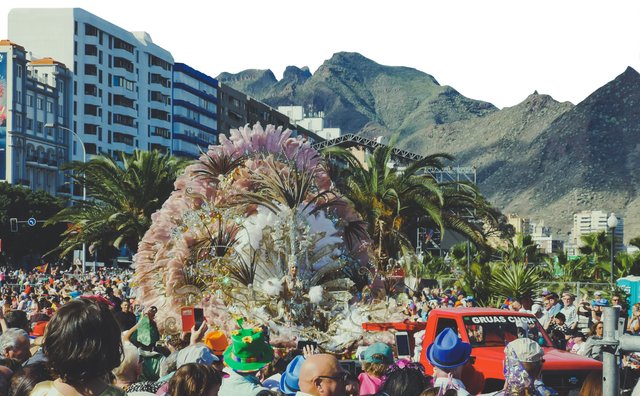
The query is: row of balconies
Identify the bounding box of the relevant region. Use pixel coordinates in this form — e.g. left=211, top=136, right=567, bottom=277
left=25, top=155, right=59, bottom=167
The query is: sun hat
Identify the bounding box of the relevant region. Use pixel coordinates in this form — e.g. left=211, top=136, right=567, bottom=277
left=594, top=299, right=609, bottom=307
left=204, top=330, right=229, bottom=356
left=279, top=355, right=305, bottom=395
left=30, top=320, right=48, bottom=337
left=223, top=320, right=274, bottom=373
left=505, top=338, right=544, bottom=363
left=426, top=328, right=472, bottom=369
left=363, top=342, right=394, bottom=364
left=176, top=344, right=218, bottom=368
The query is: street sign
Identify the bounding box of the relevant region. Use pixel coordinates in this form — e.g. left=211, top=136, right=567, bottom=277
left=27, top=217, right=37, bottom=227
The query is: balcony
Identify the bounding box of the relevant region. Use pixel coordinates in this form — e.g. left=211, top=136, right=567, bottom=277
left=16, top=178, right=30, bottom=187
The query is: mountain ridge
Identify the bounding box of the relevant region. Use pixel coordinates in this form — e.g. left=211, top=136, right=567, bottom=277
left=217, top=53, right=640, bottom=242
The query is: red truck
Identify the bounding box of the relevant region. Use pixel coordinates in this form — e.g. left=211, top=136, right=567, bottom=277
left=363, top=307, right=602, bottom=394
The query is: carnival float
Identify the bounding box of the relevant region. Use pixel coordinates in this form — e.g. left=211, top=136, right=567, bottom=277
left=133, top=123, right=409, bottom=352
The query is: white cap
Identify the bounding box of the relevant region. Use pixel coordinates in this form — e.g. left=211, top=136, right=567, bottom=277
left=507, top=338, right=544, bottom=363
left=594, top=291, right=603, bottom=296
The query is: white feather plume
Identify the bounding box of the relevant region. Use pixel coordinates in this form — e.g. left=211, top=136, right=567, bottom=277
left=309, top=285, right=324, bottom=304
left=262, top=278, right=283, bottom=296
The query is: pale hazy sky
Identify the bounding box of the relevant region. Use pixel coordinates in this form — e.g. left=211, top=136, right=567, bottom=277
left=1, top=0, right=639, bottom=108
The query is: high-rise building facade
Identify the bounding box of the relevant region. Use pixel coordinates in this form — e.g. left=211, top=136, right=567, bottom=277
left=171, top=63, right=218, bottom=158
left=568, top=210, right=624, bottom=255
left=8, top=8, right=174, bottom=162
left=0, top=40, right=73, bottom=196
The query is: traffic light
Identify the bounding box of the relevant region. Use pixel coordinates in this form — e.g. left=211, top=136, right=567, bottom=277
left=10, top=218, right=18, bottom=233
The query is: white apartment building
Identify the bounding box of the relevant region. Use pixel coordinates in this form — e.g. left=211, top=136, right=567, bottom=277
left=8, top=8, right=174, bottom=163
left=568, top=210, right=624, bottom=255
left=0, top=40, right=73, bottom=196
left=278, top=105, right=341, bottom=140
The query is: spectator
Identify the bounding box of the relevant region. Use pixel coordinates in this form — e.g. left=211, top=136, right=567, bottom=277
left=168, top=363, right=222, bottom=396
left=112, top=343, right=141, bottom=392
left=576, top=297, right=592, bottom=335
left=297, top=354, right=348, bottom=396
left=30, top=298, right=125, bottom=395
left=578, top=370, right=602, bottom=396
left=425, top=328, right=471, bottom=395
left=579, top=321, right=604, bottom=361
left=279, top=355, right=305, bottom=396
left=541, top=293, right=562, bottom=329
left=488, top=338, right=557, bottom=395
left=0, top=328, right=31, bottom=364
left=358, top=342, right=393, bottom=395
left=218, top=324, right=273, bottom=396
left=3, top=311, right=29, bottom=332
left=627, top=303, right=640, bottom=335
left=560, top=293, right=578, bottom=329
left=114, top=300, right=137, bottom=331
left=569, top=333, right=587, bottom=355
left=377, top=362, right=432, bottom=396
left=9, top=362, right=52, bottom=396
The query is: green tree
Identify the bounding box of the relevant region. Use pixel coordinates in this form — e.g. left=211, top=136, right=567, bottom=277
left=46, top=150, right=187, bottom=257
left=322, top=144, right=499, bottom=262
left=0, top=183, right=67, bottom=267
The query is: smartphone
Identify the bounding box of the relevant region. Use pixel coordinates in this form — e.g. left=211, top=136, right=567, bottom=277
left=194, top=307, right=205, bottom=329
left=395, top=331, right=411, bottom=359
left=296, top=339, right=319, bottom=351
left=181, top=306, right=204, bottom=332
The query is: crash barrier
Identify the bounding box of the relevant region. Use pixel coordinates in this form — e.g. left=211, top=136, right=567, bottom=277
left=601, top=306, right=640, bottom=396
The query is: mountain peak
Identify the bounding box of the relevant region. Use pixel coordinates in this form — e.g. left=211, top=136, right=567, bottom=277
left=282, top=65, right=311, bottom=82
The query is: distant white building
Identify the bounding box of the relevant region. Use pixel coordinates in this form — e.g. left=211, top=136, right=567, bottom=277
left=9, top=8, right=174, bottom=165
left=278, top=105, right=341, bottom=139
left=567, top=210, right=623, bottom=256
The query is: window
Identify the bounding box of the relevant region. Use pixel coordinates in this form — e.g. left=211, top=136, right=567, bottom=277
left=113, top=38, right=134, bottom=53
left=15, top=117, right=22, bottom=131
left=113, top=57, right=134, bottom=73
left=85, top=24, right=98, bottom=36
left=46, top=101, right=53, bottom=113
left=84, top=104, right=99, bottom=116
left=84, top=124, right=98, bottom=135
left=85, top=44, right=98, bottom=56
left=37, top=98, right=43, bottom=110
left=435, top=318, right=459, bottom=338
left=17, top=65, right=22, bottom=78
left=84, top=84, right=98, bottom=96
left=113, top=76, right=135, bottom=91
left=36, top=121, right=43, bottom=133
left=26, top=95, right=33, bottom=107
left=85, top=64, right=97, bottom=76
left=16, top=91, right=21, bottom=104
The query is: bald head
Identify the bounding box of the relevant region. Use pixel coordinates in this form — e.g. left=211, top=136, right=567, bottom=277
left=299, top=354, right=347, bottom=396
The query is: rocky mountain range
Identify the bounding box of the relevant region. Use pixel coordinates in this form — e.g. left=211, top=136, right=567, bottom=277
left=217, top=53, right=640, bottom=243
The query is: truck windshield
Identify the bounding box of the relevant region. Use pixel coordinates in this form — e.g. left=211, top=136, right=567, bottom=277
left=462, top=315, right=550, bottom=347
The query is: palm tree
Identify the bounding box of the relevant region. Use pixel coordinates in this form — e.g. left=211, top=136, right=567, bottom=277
left=322, top=144, right=497, bottom=262
left=46, top=150, right=187, bottom=257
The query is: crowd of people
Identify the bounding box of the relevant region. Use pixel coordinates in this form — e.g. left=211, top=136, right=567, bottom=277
left=0, top=266, right=633, bottom=395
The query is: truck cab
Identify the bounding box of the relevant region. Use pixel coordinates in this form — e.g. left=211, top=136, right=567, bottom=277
left=364, top=307, right=602, bottom=394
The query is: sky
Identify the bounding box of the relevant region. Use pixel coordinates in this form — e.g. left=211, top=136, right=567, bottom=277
left=1, top=0, right=639, bottom=109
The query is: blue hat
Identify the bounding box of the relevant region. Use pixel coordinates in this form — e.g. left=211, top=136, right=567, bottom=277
left=363, top=342, right=394, bottom=364
left=426, top=328, right=472, bottom=369
left=279, top=355, right=305, bottom=395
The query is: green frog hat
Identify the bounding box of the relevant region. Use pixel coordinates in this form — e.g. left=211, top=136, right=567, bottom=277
left=223, top=319, right=274, bottom=373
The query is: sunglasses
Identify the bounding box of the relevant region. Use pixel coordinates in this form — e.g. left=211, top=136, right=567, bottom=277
left=317, top=371, right=350, bottom=383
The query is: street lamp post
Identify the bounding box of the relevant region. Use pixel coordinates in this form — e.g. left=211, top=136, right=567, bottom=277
left=45, top=123, right=86, bottom=273
left=607, top=213, right=618, bottom=287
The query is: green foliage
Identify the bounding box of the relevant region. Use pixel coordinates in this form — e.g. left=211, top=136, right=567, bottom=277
left=0, top=183, right=67, bottom=265
left=46, top=150, right=188, bottom=257
left=490, top=262, right=544, bottom=301
left=322, top=143, right=500, bottom=262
